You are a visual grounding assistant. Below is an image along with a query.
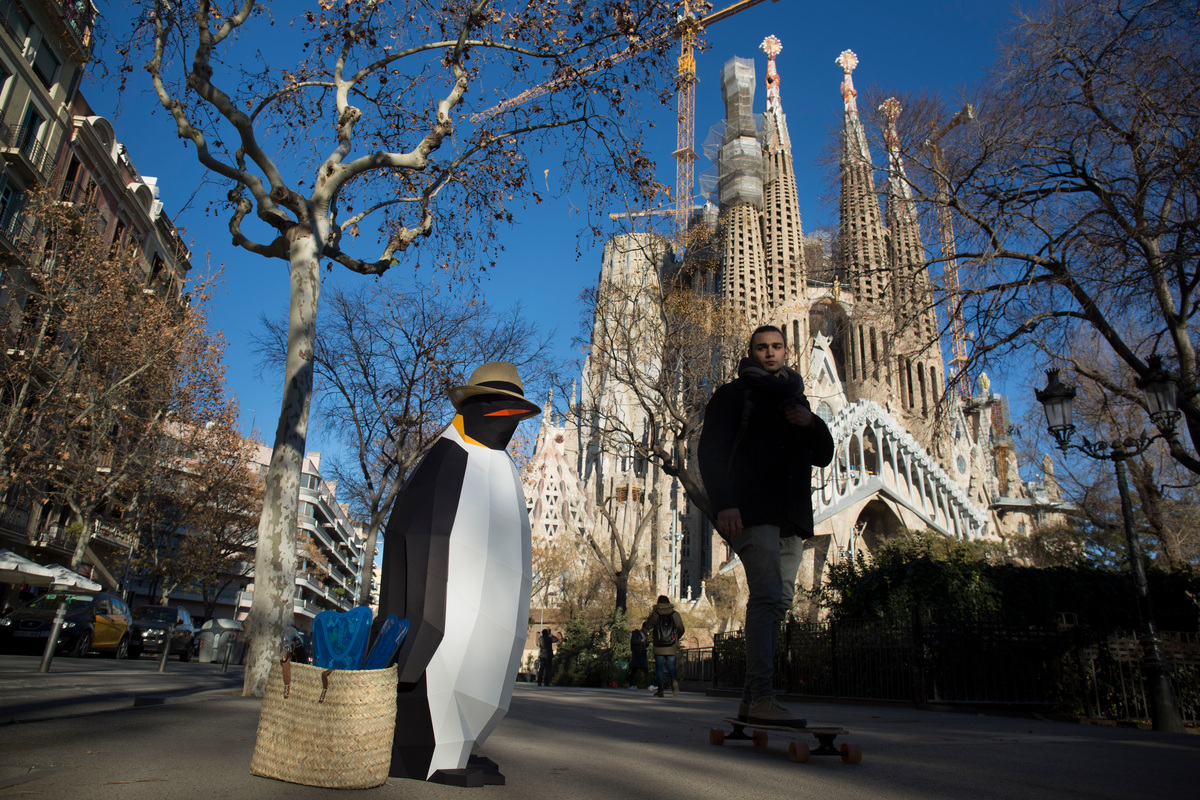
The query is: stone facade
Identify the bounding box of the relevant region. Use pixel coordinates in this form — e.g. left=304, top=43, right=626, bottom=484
left=525, top=39, right=1061, bottom=615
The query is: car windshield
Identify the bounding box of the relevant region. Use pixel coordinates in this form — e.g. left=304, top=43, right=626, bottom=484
left=133, top=607, right=175, bottom=623
left=27, top=594, right=95, bottom=611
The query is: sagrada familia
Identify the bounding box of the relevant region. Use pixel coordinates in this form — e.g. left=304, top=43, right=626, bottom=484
left=523, top=38, right=1062, bottom=619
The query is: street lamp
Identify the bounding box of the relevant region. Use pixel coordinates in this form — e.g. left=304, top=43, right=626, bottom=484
left=1035, top=359, right=1184, bottom=733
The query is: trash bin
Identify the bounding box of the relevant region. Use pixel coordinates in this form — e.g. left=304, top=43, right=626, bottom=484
left=197, top=618, right=244, bottom=663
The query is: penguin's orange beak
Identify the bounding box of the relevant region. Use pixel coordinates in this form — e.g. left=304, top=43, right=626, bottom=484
left=484, top=408, right=530, bottom=416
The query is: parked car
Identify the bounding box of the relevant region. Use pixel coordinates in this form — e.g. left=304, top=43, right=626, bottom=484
left=129, top=605, right=196, bottom=661
left=0, top=591, right=133, bottom=658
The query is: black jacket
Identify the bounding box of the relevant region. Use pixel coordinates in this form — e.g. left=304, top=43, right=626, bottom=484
left=697, top=365, right=834, bottom=539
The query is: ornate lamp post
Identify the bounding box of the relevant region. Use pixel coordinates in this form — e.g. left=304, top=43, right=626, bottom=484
left=1035, top=357, right=1185, bottom=733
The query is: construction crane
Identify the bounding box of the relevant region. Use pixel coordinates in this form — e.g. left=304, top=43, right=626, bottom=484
left=475, top=0, right=781, bottom=235
left=670, top=0, right=778, bottom=233
left=924, top=104, right=973, bottom=399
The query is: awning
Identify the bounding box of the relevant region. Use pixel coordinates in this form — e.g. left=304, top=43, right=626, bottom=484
left=41, top=563, right=102, bottom=591
left=0, top=548, right=56, bottom=586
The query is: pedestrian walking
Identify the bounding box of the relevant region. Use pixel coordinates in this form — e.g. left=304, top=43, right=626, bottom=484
left=642, top=596, right=684, bottom=697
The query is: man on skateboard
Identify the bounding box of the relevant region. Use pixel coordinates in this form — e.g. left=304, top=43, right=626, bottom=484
left=698, top=325, right=834, bottom=727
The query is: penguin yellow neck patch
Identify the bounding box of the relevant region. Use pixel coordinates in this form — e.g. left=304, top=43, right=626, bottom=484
left=452, top=414, right=487, bottom=448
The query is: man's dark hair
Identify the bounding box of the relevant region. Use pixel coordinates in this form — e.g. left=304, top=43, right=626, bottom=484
left=748, top=324, right=785, bottom=352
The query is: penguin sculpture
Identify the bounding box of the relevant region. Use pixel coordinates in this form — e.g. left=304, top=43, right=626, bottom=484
left=376, top=362, right=540, bottom=785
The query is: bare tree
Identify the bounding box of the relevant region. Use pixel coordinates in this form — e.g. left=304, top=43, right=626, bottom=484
left=578, top=232, right=742, bottom=523
left=257, top=281, right=554, bottom=608
left=890, top=0, right=1200, bottom=473
left=581, top=482, right=657, bottom=613
left=0, top=189, right=226, bottom=576
left=1020, top=333, right=1200, bottom=571
left=131, top=417, right=264, bottom=611
left=122, top=0, right=674, bottom=693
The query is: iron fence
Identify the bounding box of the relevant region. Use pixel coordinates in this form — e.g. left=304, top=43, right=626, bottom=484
left=701, top=616, right=1198, bottom=724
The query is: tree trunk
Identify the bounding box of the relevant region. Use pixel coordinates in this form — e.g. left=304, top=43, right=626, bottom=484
left=615, top=574, right=627, bottom=615
left=356, top=509, right=385, bottom=608
left=68, top=512, right=91, bottom=572
left=243, top=234, right=321, bottom=697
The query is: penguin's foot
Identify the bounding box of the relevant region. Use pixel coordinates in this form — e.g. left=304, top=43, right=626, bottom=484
left=430, top=757, right=505, bottom=787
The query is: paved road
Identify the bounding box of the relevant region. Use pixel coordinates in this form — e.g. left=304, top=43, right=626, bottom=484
left=0, top=655, right=1196, bottom=799
left=0, top=653, right=244, bottom=723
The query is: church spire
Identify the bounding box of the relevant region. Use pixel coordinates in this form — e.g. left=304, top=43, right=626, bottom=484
left=763, top=34, right=783, bottom=112
left=716, top=56, right=768, bottom=325
left=759, top=35, right=804, bottom=307
left=836, top=49, right=889, bottom=310
left=881, top=97, right=946, bottom=411
left=881, top=97, right=924, bottom=309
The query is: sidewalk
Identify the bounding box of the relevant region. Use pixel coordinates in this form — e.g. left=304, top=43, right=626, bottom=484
left=1, top=666, right=1197, bottom=799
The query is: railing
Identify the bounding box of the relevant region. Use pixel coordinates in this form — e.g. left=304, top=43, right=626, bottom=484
left=92, top=520, right=134, bottom=549
left=677, top=646, right=714, bottom=684
left=817, top=400, right=989, bottom=540
left=0, top=501, right=31, bottom=537
left=0, top=123, right=55, bottom=182
left=45, top=0, right=97, bottom=61
left=703, top=616, right=1199, bottom=723
left=34, top=523, right=75, bottom=550
left=0, top=197, right=36, bottom=248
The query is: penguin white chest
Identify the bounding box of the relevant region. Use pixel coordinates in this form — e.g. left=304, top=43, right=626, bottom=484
left=423, top=441, right=532, bottom=776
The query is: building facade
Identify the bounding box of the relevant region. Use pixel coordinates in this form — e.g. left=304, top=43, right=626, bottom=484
left=234, top=449, right=368, bottom=631
left=0, top=2, right=201, bottom=593
left=526, top=36, right=1062, bottom=617
left=0, top=0, right=94, bottom=239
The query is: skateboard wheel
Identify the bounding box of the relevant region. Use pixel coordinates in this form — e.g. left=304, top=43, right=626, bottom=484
left=840, top=743, right=863, bottom=764
left=788, top=742, right=810, bottom=763
left=709, top=728, right=725, bottom=746
left=752, top=730, right=768, bottom=747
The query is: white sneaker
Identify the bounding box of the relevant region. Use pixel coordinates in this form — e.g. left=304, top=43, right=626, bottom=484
left=672, top=680, right=680, bottom=697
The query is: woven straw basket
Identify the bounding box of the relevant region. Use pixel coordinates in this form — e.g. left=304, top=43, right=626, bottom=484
left=251, top=661, right=397, bottom=789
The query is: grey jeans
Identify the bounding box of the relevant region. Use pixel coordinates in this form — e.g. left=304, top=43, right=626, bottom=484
left=730, top=525, right=803, bottom=703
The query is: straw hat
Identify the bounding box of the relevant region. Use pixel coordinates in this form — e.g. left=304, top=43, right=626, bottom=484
left=447, top=362, right=535, bottom=411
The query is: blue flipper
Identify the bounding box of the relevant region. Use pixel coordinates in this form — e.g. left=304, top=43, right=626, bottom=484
left=312, top=606, right=374, bottom=670
left=362, top=615, right=409, bottom=670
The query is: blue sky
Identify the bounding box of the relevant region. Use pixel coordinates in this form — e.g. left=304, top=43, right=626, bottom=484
left=86, top=0, right=1035, bottom=453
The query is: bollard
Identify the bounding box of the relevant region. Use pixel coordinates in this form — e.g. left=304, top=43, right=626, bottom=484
left=221, top=632, right=236, bottom=672
left=37, top=599, right=68, bottom=673
left=158, top=623, right=175, bottom=673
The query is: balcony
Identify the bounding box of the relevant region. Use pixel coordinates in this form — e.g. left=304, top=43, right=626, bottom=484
left=0, top=502, right=30, bottom=538
left=37, top=0, right=97, bottom=62
left=33, top=523, right=74, bottom=551
left=92, top=520, right=133, bottom=549
left=0, top=202, right=36, bottom=249
left=0, top=124, right=55, bottom=184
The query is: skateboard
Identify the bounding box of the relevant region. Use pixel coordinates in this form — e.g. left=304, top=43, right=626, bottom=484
left=710, top=718, right=862, bottom=764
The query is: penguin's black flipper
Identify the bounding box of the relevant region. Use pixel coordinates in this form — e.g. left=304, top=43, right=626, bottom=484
left=378, top=437, right=467, bottom=683
left=378, top=436, right=468, bottom=779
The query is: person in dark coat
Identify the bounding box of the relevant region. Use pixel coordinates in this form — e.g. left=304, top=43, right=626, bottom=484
left=628, top=627, right=649, bottom=689
left=698, top=325, right=834, bottom=727
left=536, top=628, right=559, bottom=686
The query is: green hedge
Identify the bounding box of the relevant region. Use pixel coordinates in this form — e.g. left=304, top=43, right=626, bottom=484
left=551, top=609, right=633, bottom=687
left=816, top=532, right=1200, bottom=631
